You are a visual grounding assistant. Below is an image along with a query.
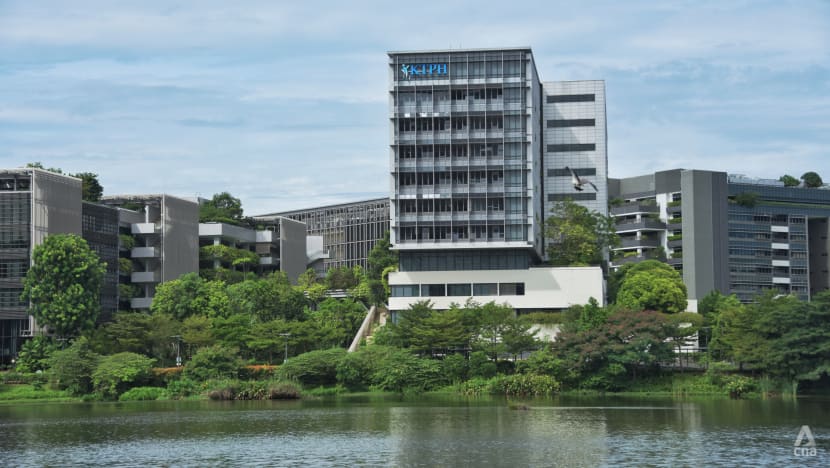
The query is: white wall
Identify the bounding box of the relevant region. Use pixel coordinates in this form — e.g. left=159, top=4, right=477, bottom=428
left=388, top=266, right=604, bottom=311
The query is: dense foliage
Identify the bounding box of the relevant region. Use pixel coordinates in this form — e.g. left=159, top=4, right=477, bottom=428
left=545, top=199, right=618, bottom=266
left=22, top=234, right=107, bottom=337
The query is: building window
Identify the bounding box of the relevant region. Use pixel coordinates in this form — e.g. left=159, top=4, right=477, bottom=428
left=422, top=284, right=446, bottom=297
left=447, top=283, right=472, bottom=296
left=391, top=285, right=419, bottom=297
left=499, top=283, right=525, bottom=295
left=473, top=283, right=498, bottom=295
left=546, top=94, right=595, bottom=103
left=547, top=144, right=596, bottom=152
left=547, top=119, right=595, bottom=128
left=548, top=168, right=596, bottom=177
left=549, top=193, right=597, bottom=201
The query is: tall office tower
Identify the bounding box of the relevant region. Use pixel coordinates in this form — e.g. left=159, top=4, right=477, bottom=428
left=542, top=81, right=608, bottom=220
left=386, top=48, right=603, bottom=315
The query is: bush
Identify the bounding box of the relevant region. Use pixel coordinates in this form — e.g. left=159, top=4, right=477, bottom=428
left=441, top=353, right=468, bottom=383
left=371, top=348, right=445, bottom=393
left=239, top=365, right=278, bottom=380
left=518, top=312, right=566, bottom=325
left=336, top=348, right=377, bottom=389
left=92, top=352, right=155, bottom=399
left=185, top=345, right=241, bottom=381
left=119, top=386, right=167, bottom=401
left=488, top=374, right=560, bottom=396
left=48, top=337, right=100, bottom=395
left=458, top=377, right=492, bottom=396
left=278, top=348, right=347, bottom=387
left=15, top=337, right=56, bottom=373
left=167, top=377, right=199, bottom=399
left=206, top=379, right=301, bottom=400
left=468, top=351, right=497, bottom=379
left=725, top=375, right=756, bottom=398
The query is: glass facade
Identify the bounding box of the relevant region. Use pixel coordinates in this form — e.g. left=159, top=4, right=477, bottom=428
left=389, top=49, right=537, bottom=253
left=258, top=198, right=390, bottom=271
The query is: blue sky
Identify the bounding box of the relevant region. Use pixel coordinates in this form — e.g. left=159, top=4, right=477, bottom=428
left=1, top=0, right=828, bottom=215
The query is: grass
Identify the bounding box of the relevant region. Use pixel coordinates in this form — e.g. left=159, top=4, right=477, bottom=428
left=0, top=384, right=75, bottom=403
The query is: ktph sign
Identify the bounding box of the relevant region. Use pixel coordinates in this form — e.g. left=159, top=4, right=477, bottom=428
left=401, top=63, right=448, bottom=79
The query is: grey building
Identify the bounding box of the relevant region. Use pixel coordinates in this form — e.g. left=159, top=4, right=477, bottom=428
left=82, top=202, right=120, bottom=322
left=255, top=198, right=389, bottom=272
left=102, top=195, right=199, bottom=310
left=199, top=217, right=308, bottom=284
left=609, top=169, right=830, bottom=303
left=542, top=81, right=608, bottom=218
left=0, top=169, right=87, bottom=363
left=386, top=48, right=608, bottom=314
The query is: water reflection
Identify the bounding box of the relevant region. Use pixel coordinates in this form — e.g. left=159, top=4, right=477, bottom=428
left=0, top=396, right=827, bottom=466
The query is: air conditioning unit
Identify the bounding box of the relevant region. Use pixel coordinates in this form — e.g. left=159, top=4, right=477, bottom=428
left=20, top=330, right=34, bottom=337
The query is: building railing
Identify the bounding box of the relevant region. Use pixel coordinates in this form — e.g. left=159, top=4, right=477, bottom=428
left=611, top=202, right=659, bottom=216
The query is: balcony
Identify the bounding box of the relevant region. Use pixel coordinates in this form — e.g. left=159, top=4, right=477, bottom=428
left=617, top=237, right=661, bottom=249
left=667, top=239, right=683, bottom=249
left=130, top=297, right=153, bottom=309
left=615, top=219, right=666, bottom=232
left=611, top=202, right=659, bottom=216
left=259, top=256, right=277, bottom=266
left=131, top=223, right=158, bottom=235
left=131, top=271, right=159, bottom=283
left=131, top=246, right=159, bottom=258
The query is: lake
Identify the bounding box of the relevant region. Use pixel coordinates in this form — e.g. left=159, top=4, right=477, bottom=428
left=0, top=395, right=827, bottom=466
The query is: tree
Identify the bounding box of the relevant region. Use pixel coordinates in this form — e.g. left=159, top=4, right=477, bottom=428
left=75, top=172, right=103, bottom=202
left=733, top=192, right=759, bottom=208
left=367, top=231, right=398, bottom=280
left=698, top=290, right=742, bottom=355
left=801, top=171, right=823, bottom=188
left=184, top=345, right=241, bottom=381
left=545, top=199, right=618, bottom=266
left=15, top=336, right=56, bottom=373
left=47, top=337, right=100, bottom=395
left=22, top=234, right=106, bottom=337
left=779, top=174, right=800, bottom=187
left=200, top=192, right=245, bottom=224
left=92, top=352, right=155, bottom=399
left=614, top=260, right=687, bottom=314
left=151, top=273, right=229, bottom=320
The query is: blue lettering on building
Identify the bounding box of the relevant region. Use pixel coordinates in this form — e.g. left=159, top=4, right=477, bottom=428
left=401, top=63, right=448, bottom=79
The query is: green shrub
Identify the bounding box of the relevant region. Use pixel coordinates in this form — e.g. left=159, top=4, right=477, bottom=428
left=119, top=386, right=167, bottom=401
left=440, top=353, right=468, bottom=383
left=518, top=312, right=566, bottom=325
left=458, top=377, right=492, bottom=396
left=92, top=352, right=155, bottom=399
left=371, top=348, right=445, bottom=393
left=468, top=351, right=497, bottom=379
left=185, top=345, right=241, bottom=381
left=167, top=377, right=199, bottom=399
left=15, top=337, right=56, bottom=373
left=336, top=348, right=377, bottom=389
left=724, top=375, right=756, bottom=398
left=48, top=337, right=100, bottom=395
left=488, top=374, right=560, bottom=396
left=278, top=348, right=346, bottom=387
left=206, top=379, right=301, bottom=400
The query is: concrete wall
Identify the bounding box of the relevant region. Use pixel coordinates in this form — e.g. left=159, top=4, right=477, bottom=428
left=388, top=266, right=604, bottom=311
left=279, top=217, right=307, bottom=284
left=31, top=169, right=81, bottom=246
left=681, top=170, right=729, bottom=299
left=161, top=195, right=199, bottom=282
left=808, top=218, right=830, bottom=296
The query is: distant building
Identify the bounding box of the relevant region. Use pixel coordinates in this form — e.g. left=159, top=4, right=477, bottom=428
left=255, top=198, right=390, bottom=272
left=609, top=169, right=830, bottom=304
